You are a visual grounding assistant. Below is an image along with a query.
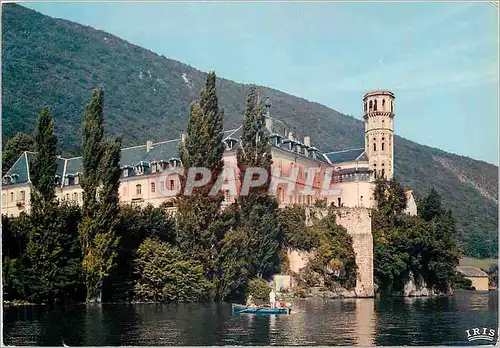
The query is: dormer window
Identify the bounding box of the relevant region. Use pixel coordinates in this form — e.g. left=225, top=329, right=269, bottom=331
left=8, top=174, right=19, bottom=185
left=224, top=137, right=238, bottom=150
left=281, top=139, right=295, bottom=152
left=296, top=143, right=303, bottom=154
left=136, top=161, right=150, bottom=175
left=64, top=174, right=75, bottom=186
left=122, top=166, right=133, bottom=178
left=309, top=147, right=318, bottom=159
left=168, top=158, right=182, bottom=168
left=268, top=133, right=281, bottom=147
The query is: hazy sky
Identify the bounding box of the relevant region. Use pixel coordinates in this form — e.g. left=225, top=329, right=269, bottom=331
left=23, top=2, right=499, bottom=165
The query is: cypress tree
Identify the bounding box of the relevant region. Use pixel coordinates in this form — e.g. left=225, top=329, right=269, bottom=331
left=177, top=72, right=225, bottom=283
left=79, top=89, right=121, bottom=303
left=26, top=107, right=59, bottom=303
left=80, top=88, right=105, bottom=218
left=26, top=107, right=83, bottom=303
left=30, top=107, right=58, bottom=205
left=235, top=86, right=281, bottom=279
left=237, top=85, right=273, bottom=196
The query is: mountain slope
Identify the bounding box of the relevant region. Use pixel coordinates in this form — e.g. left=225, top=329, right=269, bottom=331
left=2, top=4, right=498, bottom=257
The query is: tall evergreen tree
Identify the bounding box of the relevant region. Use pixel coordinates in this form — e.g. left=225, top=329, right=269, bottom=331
left=79, top=89, right=121, bottom=303
left=176, top=71, right=225, bottom=283
left=80, top=88, right=105, bottom=218
left=25, top=108, right=84, bottom=303
left=26, top=107, right=60, bottom=303
left=235, top=86, right=281, bottom=279
left=236, top=85, right=273, bottom=196
left=30, top=108, right=58, bottom=205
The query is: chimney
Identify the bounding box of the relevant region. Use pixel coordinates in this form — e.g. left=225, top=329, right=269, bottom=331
left=147, top=140, right=153, bottom=152
left=304, top=136, right=310, bottom=147
left=265, top=117, right=273, bottom=133
left=288, top=132, right=294, bottom=141
left=181, top=133, right=186, bottom=144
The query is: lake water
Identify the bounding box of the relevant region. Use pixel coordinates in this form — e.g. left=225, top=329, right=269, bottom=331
left=3, top=291, right=497, bottom=346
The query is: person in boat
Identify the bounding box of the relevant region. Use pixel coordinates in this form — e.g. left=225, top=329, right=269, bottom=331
left=278, top=299, right=286, bottom=308
left=246, top=294, right=256, bottom=308
left=269, top=289, right=276, bottom=309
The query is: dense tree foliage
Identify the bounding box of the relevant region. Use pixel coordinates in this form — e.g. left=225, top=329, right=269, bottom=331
left=105, top=203, right=177, bottom=301
left=279, top=205, right=320, bottom=251
left=372, top=178, right=464, bottom=295
left=133, top=238, right=213, bottom=303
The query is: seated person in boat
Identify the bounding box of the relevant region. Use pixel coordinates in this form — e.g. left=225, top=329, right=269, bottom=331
left=246, top=295, right=256, bottom=308
left=278, top=299, right=286, bottom=308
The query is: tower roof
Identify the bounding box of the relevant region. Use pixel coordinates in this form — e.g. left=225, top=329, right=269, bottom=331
left=363, top=90, right=395, bottom=100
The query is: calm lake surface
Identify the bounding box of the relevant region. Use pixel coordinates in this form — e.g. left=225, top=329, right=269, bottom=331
left=3, top=291, right=497, bottom=346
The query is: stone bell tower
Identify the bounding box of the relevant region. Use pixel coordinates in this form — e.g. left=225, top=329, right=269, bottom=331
left=363, top=90, right=395, bottom=180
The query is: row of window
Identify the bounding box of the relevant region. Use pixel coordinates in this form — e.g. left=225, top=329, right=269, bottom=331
left=2, top=191, right=26, bottom=204
left=122, top=180, right=177, bottom=196
left=62, top=192, right=82, bottom=202
left=123, top=161, right=182, bottom=178
left=364, top=99, right=394, bottom=113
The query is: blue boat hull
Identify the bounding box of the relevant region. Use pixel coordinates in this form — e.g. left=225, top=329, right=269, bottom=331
left=232, top=303, right=291, bottom=315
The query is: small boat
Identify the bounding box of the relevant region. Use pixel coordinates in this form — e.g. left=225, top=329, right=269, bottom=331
left=232, top=303, right=291, bottom=315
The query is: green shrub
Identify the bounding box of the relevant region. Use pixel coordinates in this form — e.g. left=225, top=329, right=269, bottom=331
left=247, top=277, right=271, bottom=301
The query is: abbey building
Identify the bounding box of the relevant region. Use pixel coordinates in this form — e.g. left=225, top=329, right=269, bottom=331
left=2, top=90, right=416, bottom=217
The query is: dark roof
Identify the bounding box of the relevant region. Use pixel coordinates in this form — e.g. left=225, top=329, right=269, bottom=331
left=5, top=152, right=30, bottom=183
left=456, top=266, right=489, bottom=277
left=3, top=118, right=335, bottom=186
left=323, top=148, right=366, bottom=164
left=2, top=128, right=243, bottom=186
left=4, top=152, right=66, bottom=184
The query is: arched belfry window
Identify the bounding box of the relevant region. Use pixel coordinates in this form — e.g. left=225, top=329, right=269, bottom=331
left=374, top=100, right=378, bottom=111
left=391, top=101, right=394, bottom=112
left=364, top=102, right=367, bottom=112
left=369, top=100, right=373, bottom=111
left=382, top=137, right=385, bottom=151
left=373, top=143, right=377, bottom=152
left=382, top=99, right=385, bottom=110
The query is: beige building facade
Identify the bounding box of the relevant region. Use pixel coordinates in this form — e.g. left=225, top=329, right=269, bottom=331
left=456, top=266, right=490, bottom=291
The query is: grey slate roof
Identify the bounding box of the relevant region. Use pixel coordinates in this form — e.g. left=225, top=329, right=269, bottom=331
left=456, top=266, right=489, bottom=278
left=2, top=112, right=352, bottom=187
left=323, top=148, right=367, bottom=164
